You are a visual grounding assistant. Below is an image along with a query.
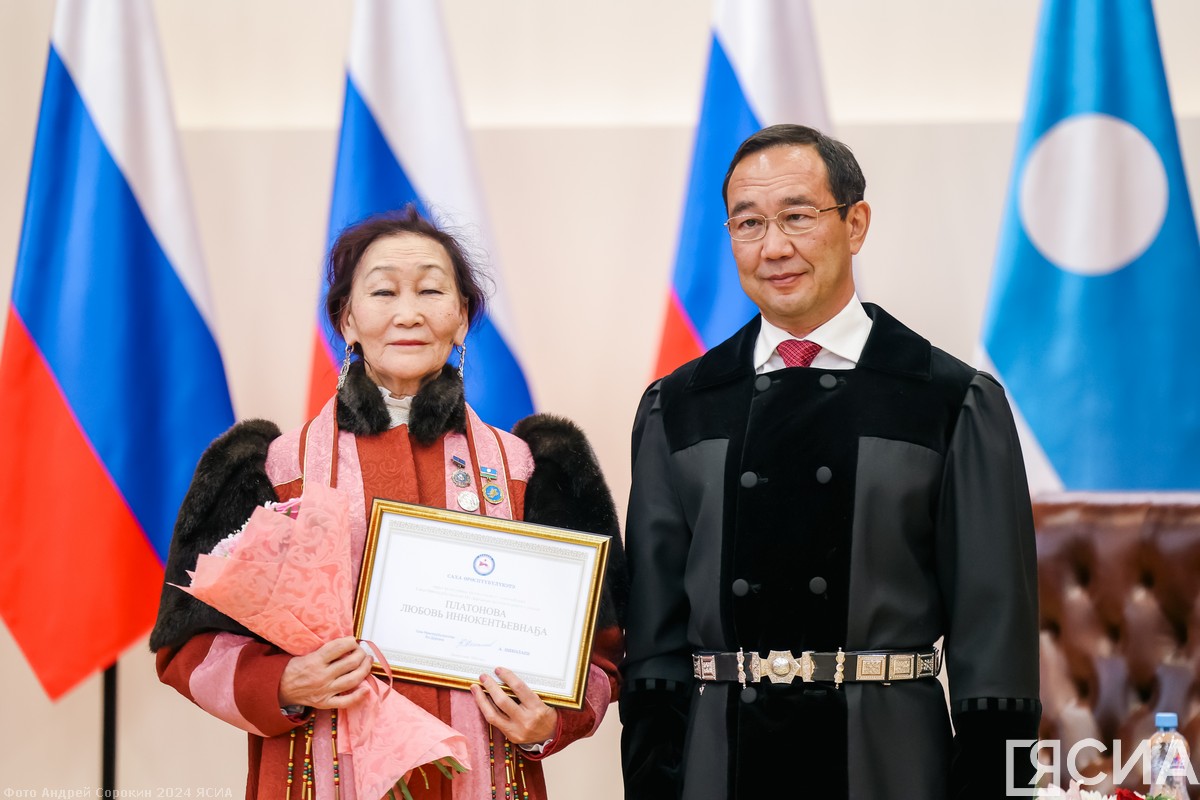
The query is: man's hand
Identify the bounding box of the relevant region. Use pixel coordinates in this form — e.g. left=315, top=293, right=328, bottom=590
left=278, top=636, right=373, bottom=709
left=470, top=667, right=558, bottom=745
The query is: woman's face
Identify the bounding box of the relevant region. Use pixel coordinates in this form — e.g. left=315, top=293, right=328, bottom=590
left=340, top=233, right=468, bottom=398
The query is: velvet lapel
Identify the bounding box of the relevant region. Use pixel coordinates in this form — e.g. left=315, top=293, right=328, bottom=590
left=856, top=302, right=932, bottom=381
left=683, top=315, right=760, bottom=393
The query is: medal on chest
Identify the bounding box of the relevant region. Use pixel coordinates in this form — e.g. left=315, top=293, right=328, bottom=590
left=449, top=455, right=472, bottom=488
left=479, top=464, right=504, bottom=505
left=457, top=490, right=480, bottom=512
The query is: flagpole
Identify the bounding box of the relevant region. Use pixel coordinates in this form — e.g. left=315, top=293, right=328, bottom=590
left=102, top=663, right=117, bottom=791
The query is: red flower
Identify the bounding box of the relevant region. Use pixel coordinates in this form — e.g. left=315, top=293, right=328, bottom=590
left=1114, top=789, right=1144, bottom=800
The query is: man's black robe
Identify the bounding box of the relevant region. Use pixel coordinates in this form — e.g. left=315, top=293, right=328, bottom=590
left=620, top=304, right=1040, bottom=799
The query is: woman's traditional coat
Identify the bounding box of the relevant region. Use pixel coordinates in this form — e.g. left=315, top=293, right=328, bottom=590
left=151, top=363, right=627, bottom=800
left=619, top=304, right=1039, bottom=799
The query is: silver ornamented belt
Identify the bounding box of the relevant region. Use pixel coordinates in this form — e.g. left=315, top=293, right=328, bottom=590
left=692, top=646, right=941, bottom=687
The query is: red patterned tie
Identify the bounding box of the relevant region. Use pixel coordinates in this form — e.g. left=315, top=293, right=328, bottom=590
left=777, top=339, right=822, bottom=368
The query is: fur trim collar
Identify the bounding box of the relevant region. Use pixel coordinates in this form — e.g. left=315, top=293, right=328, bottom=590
left=335, top=361, right=466, bottom=445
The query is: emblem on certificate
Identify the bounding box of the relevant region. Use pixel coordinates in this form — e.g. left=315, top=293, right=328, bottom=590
left=354, top=500, right=611, bottom=710
left=473, top=554, right=495, bottom=575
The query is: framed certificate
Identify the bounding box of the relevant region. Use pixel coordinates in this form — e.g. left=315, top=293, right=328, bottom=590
left=353, top=499, right=611, bottom=709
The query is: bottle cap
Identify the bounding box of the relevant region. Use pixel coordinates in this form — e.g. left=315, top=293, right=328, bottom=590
left=1156, top=712, right=1179, bottom=728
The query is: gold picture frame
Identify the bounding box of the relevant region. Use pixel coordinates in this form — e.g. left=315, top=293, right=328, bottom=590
left=353, top=499, right=611, bottom=710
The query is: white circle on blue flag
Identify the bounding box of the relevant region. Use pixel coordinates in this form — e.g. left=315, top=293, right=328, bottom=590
left=1018, top=113, right=1167, bottom=276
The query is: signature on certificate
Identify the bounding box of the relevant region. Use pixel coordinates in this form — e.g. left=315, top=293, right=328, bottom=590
left=456, top=638, right=497, bottom=649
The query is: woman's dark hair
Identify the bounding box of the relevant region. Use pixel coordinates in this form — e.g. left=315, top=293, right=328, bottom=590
left=324, top=205, right=488, bottom=337
left=721, top=124, right=866, bottom=219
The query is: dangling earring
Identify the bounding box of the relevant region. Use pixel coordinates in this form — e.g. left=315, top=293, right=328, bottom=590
left=457, top=342, right=467, bottom=380
left=337, top=343, right=353, bottom=390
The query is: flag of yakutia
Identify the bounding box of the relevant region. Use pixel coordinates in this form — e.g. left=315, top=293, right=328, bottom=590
left=981, top=0, right=1200, bottom=490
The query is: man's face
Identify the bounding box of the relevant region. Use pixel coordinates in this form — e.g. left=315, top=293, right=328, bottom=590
left=725, top=144, right=870, bottom=336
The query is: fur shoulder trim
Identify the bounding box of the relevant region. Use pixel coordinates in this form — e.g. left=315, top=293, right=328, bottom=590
left=149, top=418, right=282, bottom=651
left=513, top=414, right=628, bottom=628
left=514, top=414, right=605, bottom=499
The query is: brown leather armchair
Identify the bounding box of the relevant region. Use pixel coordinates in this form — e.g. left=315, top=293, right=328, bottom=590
left=1036, top=494, right=1200, bottom=792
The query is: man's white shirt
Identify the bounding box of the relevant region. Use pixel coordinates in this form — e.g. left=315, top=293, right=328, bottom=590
left=753, top=294, right=873, bottom=374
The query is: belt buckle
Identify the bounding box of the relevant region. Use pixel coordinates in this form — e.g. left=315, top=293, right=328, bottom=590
left=763, top=650, right=815, bottom=684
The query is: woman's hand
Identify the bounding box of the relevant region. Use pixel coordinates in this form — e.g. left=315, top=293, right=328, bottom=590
left=278, top=636, right=374, bottom=709
left=470, top=667, right=558, bottom=745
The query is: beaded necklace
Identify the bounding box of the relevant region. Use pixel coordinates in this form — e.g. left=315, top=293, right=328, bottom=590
left=487, top=725, right=530, bottom=800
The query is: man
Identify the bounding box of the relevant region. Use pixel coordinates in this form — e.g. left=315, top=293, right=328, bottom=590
left=619, top=125, right=1040, bottom=799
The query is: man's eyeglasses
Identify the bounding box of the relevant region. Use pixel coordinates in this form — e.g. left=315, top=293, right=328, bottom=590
left=724, top=204, right=848, bottom=241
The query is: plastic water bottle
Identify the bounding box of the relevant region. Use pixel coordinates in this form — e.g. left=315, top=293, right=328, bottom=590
left=1147, top=712, right=1193, bottom=800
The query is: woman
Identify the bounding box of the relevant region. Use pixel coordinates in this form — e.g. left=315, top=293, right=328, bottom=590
left=150, top=208, right=627, bottom=800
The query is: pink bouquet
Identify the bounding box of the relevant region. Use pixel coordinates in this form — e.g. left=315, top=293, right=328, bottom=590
left=179, top=481, right=470, bottom=800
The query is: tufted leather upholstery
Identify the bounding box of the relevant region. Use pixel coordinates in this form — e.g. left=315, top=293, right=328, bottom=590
left=1036, top=494, right=1200, bottom=792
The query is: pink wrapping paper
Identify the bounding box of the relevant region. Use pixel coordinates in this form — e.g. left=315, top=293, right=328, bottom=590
left=179, top=482, right=470, bottom=800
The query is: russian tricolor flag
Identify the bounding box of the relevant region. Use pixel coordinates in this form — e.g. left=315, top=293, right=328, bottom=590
left=0, top=0, right=234, bottom=699
left=981, top=0, right=1200, bottom=490
left=306, top=0, right=534, bottom=430
left=654, top=0, right=831, bottom=377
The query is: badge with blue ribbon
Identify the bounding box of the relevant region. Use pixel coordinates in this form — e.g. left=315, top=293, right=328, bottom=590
left=450, top=455, right=471, bottom=487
